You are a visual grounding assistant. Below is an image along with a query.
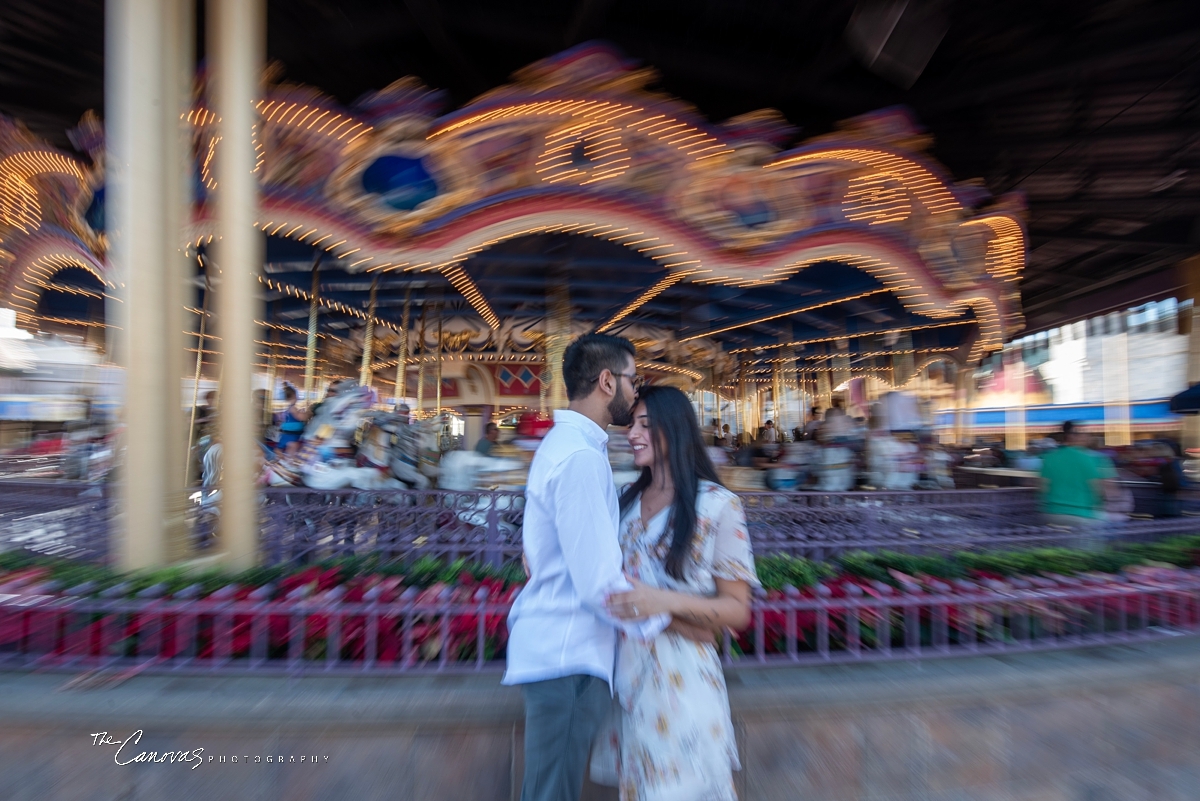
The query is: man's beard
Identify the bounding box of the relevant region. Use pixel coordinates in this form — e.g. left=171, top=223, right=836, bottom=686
left=607, top=385, right=635, bottom=427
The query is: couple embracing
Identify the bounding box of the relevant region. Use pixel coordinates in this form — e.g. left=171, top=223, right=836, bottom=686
left=505, top=333, right=759, bottom=801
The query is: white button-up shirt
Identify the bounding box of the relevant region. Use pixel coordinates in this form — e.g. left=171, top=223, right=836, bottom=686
left=503, top=409, right=666, bottom=688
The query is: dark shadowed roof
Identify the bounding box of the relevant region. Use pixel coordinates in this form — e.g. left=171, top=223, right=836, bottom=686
left=2, top=0, right=1198, bottom=333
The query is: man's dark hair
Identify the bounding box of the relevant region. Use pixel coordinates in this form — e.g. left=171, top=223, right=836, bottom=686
left=485, top=422, right=499, bottom=434
left=1062, top=421, right=1077, bottom=436
left=562, top=333, right=636, bottom=401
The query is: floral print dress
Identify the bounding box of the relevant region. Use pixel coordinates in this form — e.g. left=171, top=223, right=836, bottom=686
left=590, top=481, right=760, bottom=801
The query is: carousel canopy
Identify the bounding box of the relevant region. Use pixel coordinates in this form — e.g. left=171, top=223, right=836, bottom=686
left=0, top=42, right=1026, bottom=392
left=1, top=0, right=1195, bottom=339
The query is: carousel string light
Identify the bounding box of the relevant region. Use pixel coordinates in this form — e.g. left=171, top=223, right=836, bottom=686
left=598, top=270, right=697, bottom=332
left=746, top=346, right=957, bottom=366
left=201, top=135, right=221, bottom=190
left=730, top=319, right=974, bottom=354
left=253, top=99, right=373, bottom=143
left=843, top=173, right=912, bottom=225
left=440, top=263, right=500, bottom=328
left=636, top=361, right=703, bottom=381
left=38, top=315, right=112, bottom=328
left=961, top=216, right=1025, bottom=282
left=766, top=148, right=960, bottom=215
left=0, top=150, right=86, bottom=233
left=257, top=274, right=393, bottom=330
left=428, top=99, right=734, bottom=160
left=11, top=253, right=109, bottom=329
left=679, top=287, right=891, bottom=342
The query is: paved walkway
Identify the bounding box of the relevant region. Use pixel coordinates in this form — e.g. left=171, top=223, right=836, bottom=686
left=2, top=638, right=1200, bottom=799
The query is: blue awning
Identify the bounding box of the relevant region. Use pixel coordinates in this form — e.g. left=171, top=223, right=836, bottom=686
left=1170, top=385, right=1200, bottom=415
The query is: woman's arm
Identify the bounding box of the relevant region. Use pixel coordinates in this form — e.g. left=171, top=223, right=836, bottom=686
left=607, top=577, right=752, bottom=631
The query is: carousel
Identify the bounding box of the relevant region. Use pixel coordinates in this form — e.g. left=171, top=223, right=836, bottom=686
left=0, top=43, right=1026, bottom=491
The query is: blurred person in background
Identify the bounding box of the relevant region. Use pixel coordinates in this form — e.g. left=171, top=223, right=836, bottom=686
left=195, top=389, right=218, bottom=440
left=307, top=379, right=342, bottom=425
left=253, top=389, right=268, bottom=441
left=1039, top=421, right=1116, bottom=531
left=475, top=422, right=500, bottom=457
left=803, top=407, right=823, bottom=441
left=762, top=419, right=777, bottom=443
left=718, top=423, right=732, bottom=448
left=389, top=404, right=430, bottom=489
left=274, top=384, right=308, bottom=455
left=1157, top=441, right=1186, bottom=517
left=598, top=384, right=759, bottom=801
left=816, top=422, right=856, bottom=491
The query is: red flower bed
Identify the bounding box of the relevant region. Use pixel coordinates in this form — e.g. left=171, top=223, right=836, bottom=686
left=1, top=556, right=1199, bottom=670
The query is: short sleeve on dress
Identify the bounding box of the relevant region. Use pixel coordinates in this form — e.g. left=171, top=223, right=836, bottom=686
left=709, top=492, right=760, bottom=588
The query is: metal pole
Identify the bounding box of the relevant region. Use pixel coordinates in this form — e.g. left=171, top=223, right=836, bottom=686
left=303, top=255, right=320, bottom=405
left=211, top=0, right=265, bottom=571
left=436, top=301, right=444, bottom=415
left=416, top=304, right=426, bottom=414
left=263, top=323, right=277, bottom=429
left=397, top=282, right=412, bottom=406
left=359, top=275, right=377, bottom=388
left=183, top=256, right=210, bottom=485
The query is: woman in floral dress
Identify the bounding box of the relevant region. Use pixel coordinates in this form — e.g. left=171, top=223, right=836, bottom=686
left=596, top=385, right=760, bottom=801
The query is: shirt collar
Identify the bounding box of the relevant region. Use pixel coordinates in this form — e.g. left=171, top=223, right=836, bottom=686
left=553, top=409, right=609, bottom=448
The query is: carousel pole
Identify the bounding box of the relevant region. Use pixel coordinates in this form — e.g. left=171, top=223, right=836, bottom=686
left=183, top=257, right=211, bottom=486
left=396, top=283, right=412, bottom=406
left=264, top=324, right=278, bottom=429
left=772, top=362, right=783, bottom=432
left=210, top=0, right=265, bottom=571
left=359, top=275, right=377, bottom=388
left=547, top=279, right=570, bottom=411
left=303, top=255, right=320, bottom=405
left=737, top=371, right=746, bottom=443
left=416, top=304, right=427, bottom=414
left=435, top=301, right=444, bottom=415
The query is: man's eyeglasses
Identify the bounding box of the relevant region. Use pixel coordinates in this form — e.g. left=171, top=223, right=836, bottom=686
left=590, top=372, right=644, bottom=392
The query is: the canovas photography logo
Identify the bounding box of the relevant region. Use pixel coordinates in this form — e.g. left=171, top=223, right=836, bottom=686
left=90, top=731, right=330, bottom=769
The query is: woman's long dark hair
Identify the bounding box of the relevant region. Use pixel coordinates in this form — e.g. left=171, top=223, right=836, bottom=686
left=618, top=385, right=723, bottom=580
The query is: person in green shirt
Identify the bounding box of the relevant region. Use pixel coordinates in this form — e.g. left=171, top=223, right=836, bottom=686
left=474, top=422, right=499, bottom=457
left=1039, top=421, right=1117, bottom=527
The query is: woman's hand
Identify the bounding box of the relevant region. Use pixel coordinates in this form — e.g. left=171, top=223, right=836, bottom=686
left=606, top=578, right=670, bottom=621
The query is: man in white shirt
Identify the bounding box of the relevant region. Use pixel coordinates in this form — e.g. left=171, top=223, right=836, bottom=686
left=505, top=332, right=667, bottom=801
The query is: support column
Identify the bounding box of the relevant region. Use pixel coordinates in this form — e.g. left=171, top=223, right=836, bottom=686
left=546, top=280, right=570, bottom=411
left=107, top=0, right=192, bottom=571
left=435, top=302, right=444, bottom=414
left=396, top=284, right=412, bottom=407
left=359, top=276, right=377, bottom=388
left=954, top=364, right=973, bottom=446
left=303, top=257, right=320, bottom=405
left=162, top=0, right=194, bottom=563
left=184, top=258, right=211, bottom=485
left=1102, top=324, right=1132, bottom=447
left=1181, top=256, right=1200, bottom=450
left=416, top=306, right=427, bottom=414
left=210, top=0, right=265, bottom=571
left=1004, top=354, right=1027, bottom=452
